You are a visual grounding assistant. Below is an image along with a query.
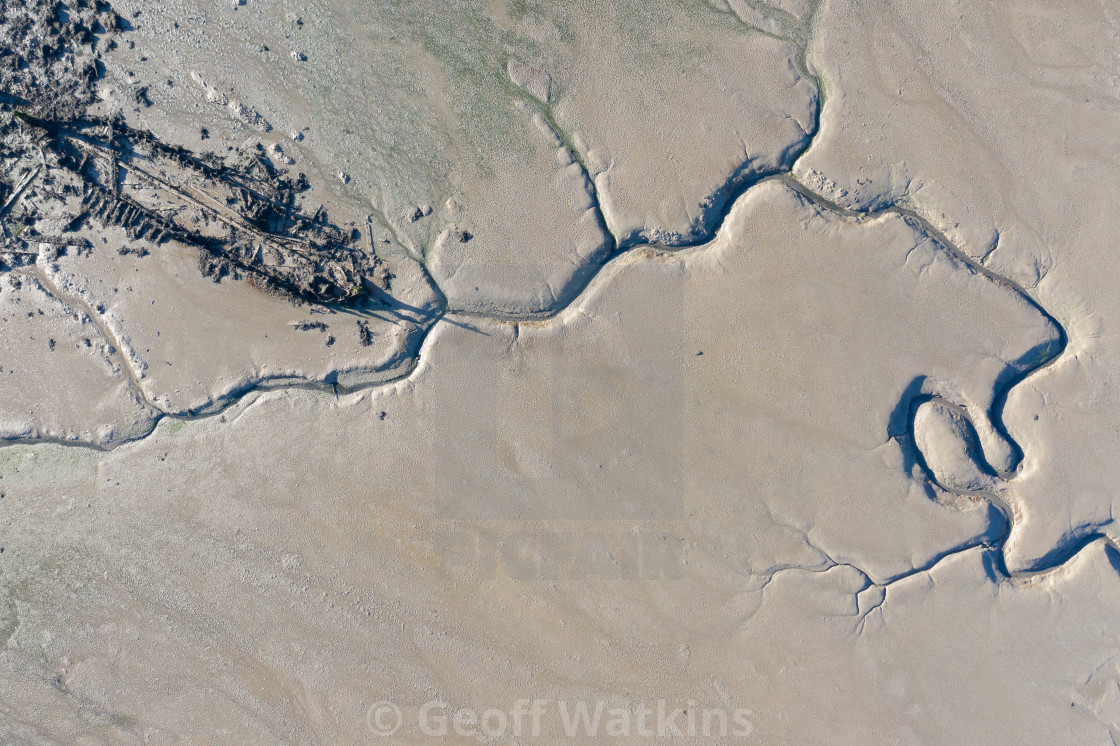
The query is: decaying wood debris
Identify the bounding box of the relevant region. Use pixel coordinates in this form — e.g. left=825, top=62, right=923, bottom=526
left=0, top=0, right=389, bottom=306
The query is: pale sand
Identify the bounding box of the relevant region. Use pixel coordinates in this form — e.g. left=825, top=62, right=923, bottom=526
left=2, top=0, right=1119, bottom=741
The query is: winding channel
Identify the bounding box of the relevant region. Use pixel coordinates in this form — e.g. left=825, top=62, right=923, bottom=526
left=4, top=44, right=1111, bottom=587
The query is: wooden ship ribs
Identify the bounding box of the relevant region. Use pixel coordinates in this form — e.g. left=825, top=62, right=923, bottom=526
left=81, top=183, right=177, bottom=244
left=19, top=113, right=379, bottom=304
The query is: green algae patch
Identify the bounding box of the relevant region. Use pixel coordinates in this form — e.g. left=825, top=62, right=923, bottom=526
left=0, top=445, right=101, bottom=489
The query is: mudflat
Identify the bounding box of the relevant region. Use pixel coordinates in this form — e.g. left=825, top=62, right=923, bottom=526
left=1, top=1, right=1118, bottom=742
